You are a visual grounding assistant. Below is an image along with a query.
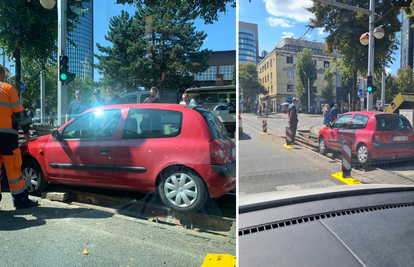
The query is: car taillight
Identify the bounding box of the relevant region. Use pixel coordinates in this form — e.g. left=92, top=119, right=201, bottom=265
left=210, top=140, right=228, bottom=165
left=373, top=132, right=381, bottom=143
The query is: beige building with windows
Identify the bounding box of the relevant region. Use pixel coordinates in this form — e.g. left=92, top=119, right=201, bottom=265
left=257, top=38, right=342, bottom=113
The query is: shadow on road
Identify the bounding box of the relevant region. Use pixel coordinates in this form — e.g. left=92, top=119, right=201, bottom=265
left=239, top=133, right=252, bottom=140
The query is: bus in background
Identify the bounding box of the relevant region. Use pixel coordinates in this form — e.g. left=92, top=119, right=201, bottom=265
left=185, top=85, right=236, bottom=138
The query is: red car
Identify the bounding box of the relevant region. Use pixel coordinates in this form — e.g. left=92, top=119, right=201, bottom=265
left=318, top=111, right=414, bottom=164
left=20, top=104, right=236, bottom=212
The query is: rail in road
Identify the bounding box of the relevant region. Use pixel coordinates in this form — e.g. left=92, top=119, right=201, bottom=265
left=44, top=185, right=236, bottom=241
left=294, top=130, right=414, bottom=172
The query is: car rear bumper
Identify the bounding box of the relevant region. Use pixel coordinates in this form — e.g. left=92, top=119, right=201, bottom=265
left=369, top=142, right=414, bottom=159
left=192, top=163, right=236, bottom=198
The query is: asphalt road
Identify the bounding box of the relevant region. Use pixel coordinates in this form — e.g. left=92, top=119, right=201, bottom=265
left=239, top=113, right=414, bottom=195
left=0, top=193, right=235, bottom=267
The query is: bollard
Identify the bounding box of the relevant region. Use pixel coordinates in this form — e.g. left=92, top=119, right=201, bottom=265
left=342, top=141, right=352, bottom=177
left=262, top=120, right=267, bottom=135
left=331, top=140, right=361, bottom=184
left=283, top=126, right=294, bottom=149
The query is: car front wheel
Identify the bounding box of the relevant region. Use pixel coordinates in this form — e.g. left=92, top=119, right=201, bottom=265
left=357, top=144, right=371, bottom=164
left=158, top=170, right=208, bottom=213
left=22, top=161, right=47, bottom=196
left=319, top=137, right=328, bottom=155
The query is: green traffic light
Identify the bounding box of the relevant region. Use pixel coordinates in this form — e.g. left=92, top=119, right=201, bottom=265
left=367, top=86, right=372, bottom=92
left=60, top=73, right=67, bottom=81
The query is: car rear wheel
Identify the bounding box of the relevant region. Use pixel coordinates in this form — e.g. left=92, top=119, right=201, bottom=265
left=319, top=137, right=329, bottom=155
left=158, top=170, right=208, bottom=213
left=357, top=144, right=371, bottom=164
left=22, top=161, right=47, bottom=196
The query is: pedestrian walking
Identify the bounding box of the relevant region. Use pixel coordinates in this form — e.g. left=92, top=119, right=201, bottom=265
left=91, top=89, right=105, bottom=108
left=0, top=65, right=38, bottom=209
left=48, top=111, right=55, bottom=126
left=323, top=104, right=330, bottom=125
left=66, top=90, right=90, bottom=123
left=288, top=98, right=299, bottom=145
left=143, top=87, right=161, bottom=103
left=327, top=104, right=338, bottom=124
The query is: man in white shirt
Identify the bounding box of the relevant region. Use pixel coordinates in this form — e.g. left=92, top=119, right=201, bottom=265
left=180, top=93, right=197, bottom=106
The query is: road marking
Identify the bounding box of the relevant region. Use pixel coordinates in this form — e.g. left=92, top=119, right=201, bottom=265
left=244, top=123, right=265, bottom=135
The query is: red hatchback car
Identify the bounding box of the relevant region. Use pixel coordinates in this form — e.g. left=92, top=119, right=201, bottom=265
left=318, top=111, right=414, bottom=164
left=19, top=104, right=236, bottom=212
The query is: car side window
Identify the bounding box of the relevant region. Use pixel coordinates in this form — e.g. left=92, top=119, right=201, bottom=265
left=122, top=108, right=183, bottom=139
left=62, top=109, right=122, bottom=140
left=332, top=114, right=352, bottom=129
left=349, top=114, right=369, bottom=130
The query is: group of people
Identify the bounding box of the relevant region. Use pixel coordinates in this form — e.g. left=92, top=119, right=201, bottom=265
left=322, top=104, right=339, bottom=125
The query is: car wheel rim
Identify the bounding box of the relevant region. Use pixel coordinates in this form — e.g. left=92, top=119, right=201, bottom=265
left=22, top=167, right=38, bottom=193
left=358, top=146, right=368, bottom=163
left=319, top=139, right=325, bottom=153
left=164, top=173, right=197, bottom=208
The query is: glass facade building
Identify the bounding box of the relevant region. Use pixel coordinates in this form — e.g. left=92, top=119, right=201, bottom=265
left=68, top=2, right=94, bottom=81
left=239, top=22, right=259, bottom=64
left=401, top=11, right=413, bottom=70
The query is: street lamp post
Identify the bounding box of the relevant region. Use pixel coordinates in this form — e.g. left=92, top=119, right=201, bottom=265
left=39, top=0, right=67, bottom=126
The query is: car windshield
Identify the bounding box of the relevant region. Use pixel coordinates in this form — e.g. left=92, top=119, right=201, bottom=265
left=3, top=1, right=236, bottom=265
left=375, top=114, right=412, bottom=131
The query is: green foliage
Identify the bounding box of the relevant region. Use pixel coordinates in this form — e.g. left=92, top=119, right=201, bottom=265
left=307, top=0, right=401, bottom=110
left=231, top=64, right=236, bottom=86
left=374, top=72, right=398, bottom=103
left=95, top=1, right=211, bottom=93
left=0, top=0, right=88, bottom=95
left=295, top=48, right=317, bottom=111
left=394, top=66, right=414, bottom=94
left=239, top=63, right=266, bottom=102
left=322, top=68, right=335, bottom=104
left=116, top=0, right=235, bottom=24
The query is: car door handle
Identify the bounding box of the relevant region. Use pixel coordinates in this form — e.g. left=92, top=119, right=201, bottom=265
left=101, top=148, right=111, bottom=153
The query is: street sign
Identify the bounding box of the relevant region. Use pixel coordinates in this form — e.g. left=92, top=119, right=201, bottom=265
left=358, top=88, right=364, bottom=98
left=241, top=101, right=244, bottom=104
left=20, top=81, right=25, bottom=93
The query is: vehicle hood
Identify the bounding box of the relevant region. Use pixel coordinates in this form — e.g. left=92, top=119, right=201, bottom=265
left=239, top=184, right=414, bottom=213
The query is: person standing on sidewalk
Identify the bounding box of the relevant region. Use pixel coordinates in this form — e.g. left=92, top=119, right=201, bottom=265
left=323, top=104, right=330, bottom=125
left=328, top=103, right=338, bottom=124
left=288, top=98, right=299, bottom=145
left=0, top=65, right=38, bottom=209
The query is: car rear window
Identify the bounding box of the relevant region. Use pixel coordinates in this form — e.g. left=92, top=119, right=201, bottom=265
left=195, top=108, right=228, bottom=140
left=349, top=114, right=369, bottom=129
left=375, top=114, right=412, bottom=131
left=123, top=108, right=182, bottom=139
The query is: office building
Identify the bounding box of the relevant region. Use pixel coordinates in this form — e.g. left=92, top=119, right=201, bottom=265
left=257, top=38, right=342, bottom=113
left=194, top=50, right=236, bottom=87
left=401, top=11, right=413, bottom=70
left=239, top=21, right=259, bottom=64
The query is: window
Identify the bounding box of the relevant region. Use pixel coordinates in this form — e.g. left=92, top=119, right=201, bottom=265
left=219, top=65, right=234, bottom=80
left=62, top=109, right=122, bottom=140
left=267, top=62, right=269, bottom=69
left=270, top=59, right=272, bottom=67
left=271, top=85, right=273, bottom=93
left=349, top=114, right=369, bottom=130
left=324, top=61, right=330, bottom=68
left=287, top=71, right=293, bottom=78
left=313, top=60, right=317, bottom=66
left=194, top=66, right=216, bottom=81
left=267, top=74, right=269, bottom=81
left=122, top=109, right=183, bottom=139
left=375, top=114, right=413, bottom=131
left=271, top=73, right=272, bottom=79
left=286, top=56, right=293, bottom=64
left=332, top=114, right=352, bottom=129
left=287, top=85, right=293, bottom=92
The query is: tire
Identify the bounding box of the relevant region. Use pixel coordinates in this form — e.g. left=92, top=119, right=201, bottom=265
left=357, top=144, right=371, bottom=164
left=319, top=136, right=328, bottom=155
left=21, top=161, right=47, bottom=196
left=158, top=169, right=208, bottom=213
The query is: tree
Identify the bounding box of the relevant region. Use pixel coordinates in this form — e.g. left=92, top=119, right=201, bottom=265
left=307, top=0, right=400, bottom=110
left=0, top=0, right=88, bottom=95
left=322, top=67, right=335, bottom=105
left=295, top=48, right=317, bottom=112
left=231, top=64, right=236, bottom=86
left=239, top=63, right=266, bottom=105
left=95, top=1, right=211, bottom=93
left=116, top=0, right=235, bottom=24
left=395, top=66, right=414, bottom=94
left=373, top=72, right=398, bottom=103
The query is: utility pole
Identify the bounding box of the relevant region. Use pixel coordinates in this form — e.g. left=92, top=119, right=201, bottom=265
left=57, top=0, right=68, bottom=126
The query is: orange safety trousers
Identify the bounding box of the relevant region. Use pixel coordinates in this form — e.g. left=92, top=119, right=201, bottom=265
left=0, top=148, right=26, bottom=195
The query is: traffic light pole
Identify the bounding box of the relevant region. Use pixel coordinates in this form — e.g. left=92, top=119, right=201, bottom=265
left=57, top=0, right=68, bottom=126
left=367, top=0, right=375, bottom=111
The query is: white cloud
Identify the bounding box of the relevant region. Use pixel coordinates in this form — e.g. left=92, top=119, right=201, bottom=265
left=305, top=34, right=312, bottom=40
left=385, top=68, right=392, bottom=74
left=264, top=0, right=314, bottom=23
left=318, top=28, right=326, bottom=35
left=282, top=32, right=295, bottom=39
left=266, top=17, right=294, bottom=27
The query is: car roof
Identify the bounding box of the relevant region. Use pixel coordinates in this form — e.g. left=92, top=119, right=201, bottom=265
left=343, top=111, right=394, bottom=116
left=88, top=103, right=191, bottom=112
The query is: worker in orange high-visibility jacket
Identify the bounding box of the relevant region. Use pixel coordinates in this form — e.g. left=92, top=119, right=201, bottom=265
left=0, top=65, right=38, bottom=209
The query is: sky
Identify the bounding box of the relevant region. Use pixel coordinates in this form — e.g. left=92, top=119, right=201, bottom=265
left=93, top=0, right=236, bottom=81
left=239, top=0, right=401, bottom=75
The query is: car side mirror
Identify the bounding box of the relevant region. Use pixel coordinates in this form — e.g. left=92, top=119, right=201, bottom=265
left=52, top=130, right=62, bottom=141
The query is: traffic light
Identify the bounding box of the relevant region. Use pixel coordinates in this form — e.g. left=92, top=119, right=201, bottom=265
left=59, top=55, right=76, bottom=83
left=366, top=75, right=373, bottom=92
left=390, top=0, right=412, bottom=7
